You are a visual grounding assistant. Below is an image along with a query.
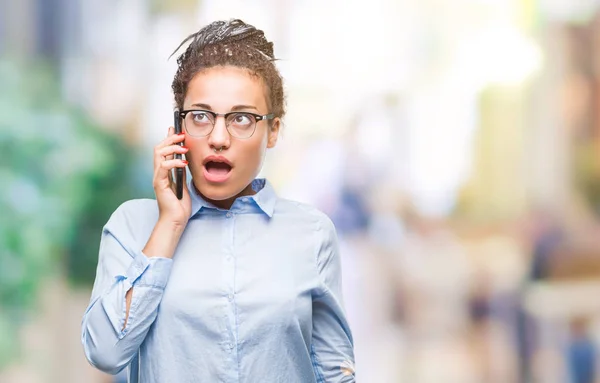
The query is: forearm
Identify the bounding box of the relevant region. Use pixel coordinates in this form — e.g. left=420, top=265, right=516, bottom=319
left=312, top=217, right=355, bottom=381
left=82, top=221, right=177, bottom=374
left=122, top=219, right=184, bottom=328
left=82, top=254, right=172, bottom=374
left=82, top=195, right=188, bottom=375
left=311, top=295, right=355, bottom=382
left=82, top=279, right=166, bottom=374
left=142, top=218, right=185, bottom=259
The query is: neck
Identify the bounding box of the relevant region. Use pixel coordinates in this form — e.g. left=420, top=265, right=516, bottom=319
left=195, top=182, right=256, bottom=210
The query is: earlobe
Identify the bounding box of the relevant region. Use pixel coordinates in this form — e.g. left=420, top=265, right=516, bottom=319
left=267, top=119, right=280, bottom=148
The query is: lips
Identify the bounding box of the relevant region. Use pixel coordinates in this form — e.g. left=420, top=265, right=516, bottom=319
left=202, top=155, right=233, bottom=183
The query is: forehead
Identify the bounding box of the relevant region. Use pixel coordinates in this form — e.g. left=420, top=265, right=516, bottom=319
left=184, top=66, right=268, bottom=110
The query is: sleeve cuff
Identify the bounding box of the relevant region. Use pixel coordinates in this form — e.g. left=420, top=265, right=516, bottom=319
left=124, top=251, right=173, bottom=288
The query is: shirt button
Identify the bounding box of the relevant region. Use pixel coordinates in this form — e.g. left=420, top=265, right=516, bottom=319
left=225, top=212, right=232, bottom=218
left=228, top=343, right=234, bottom=350
left=228, top=294, right=234, bottom=301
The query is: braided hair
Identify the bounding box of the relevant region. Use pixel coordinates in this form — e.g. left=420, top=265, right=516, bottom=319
left=170, top=19, right=285, bottom=121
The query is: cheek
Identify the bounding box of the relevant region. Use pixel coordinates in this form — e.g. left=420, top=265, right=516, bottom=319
left=184, top=135, right=201, bottom=150
left=240, top=138, right=268, bottom=170
left=183, top=138, right=203, bottom=167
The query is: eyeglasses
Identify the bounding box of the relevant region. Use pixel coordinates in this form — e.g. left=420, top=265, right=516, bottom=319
left=179, top=109, right=275, bottom=139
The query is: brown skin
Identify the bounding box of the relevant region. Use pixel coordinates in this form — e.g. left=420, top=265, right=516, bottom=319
left=184, top=66, right=280, bottom=209
left=123, top=65, right=280, bottom=329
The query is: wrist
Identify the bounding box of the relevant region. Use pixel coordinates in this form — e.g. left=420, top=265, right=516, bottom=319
left=156, top=215, right=188, bottom=233
left=143, top=219, right=186, bottom=259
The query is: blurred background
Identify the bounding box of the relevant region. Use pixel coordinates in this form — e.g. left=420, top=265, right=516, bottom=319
left=2, top=0, right=600, bottom=382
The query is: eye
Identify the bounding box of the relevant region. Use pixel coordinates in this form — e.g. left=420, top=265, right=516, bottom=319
left=231, top=113, right=253, bottom=127
left=191, top=111, right=211, bottom=124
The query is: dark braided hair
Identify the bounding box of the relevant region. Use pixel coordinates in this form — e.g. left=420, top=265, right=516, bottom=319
left=170, top=19, right=285, bottom=122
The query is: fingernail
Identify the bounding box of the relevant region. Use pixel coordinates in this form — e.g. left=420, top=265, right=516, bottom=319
left=182, top=160, right=189, bottom=164
left=178, top=133, right=185, bottom=136
left=181, top=146, right=189, bottom=150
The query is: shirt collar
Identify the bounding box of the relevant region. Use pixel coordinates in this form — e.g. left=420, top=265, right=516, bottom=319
left=248, top=178, right=276, bottom=217
left=188, top=178, right=276, bottom=218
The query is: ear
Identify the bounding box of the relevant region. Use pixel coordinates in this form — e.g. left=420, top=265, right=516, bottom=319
left=266, top=118, right=280, bottom=149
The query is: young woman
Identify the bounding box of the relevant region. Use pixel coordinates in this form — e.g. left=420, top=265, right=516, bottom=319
left=81, top=19, right=355, bottom=383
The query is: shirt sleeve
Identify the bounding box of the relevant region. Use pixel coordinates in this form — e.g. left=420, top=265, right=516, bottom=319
left=81, top=201, right=173, bottom=375
left=311, top=216, right=356, bottom=383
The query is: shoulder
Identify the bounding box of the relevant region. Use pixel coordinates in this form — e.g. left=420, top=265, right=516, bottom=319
left=275, top=200, right=343, bottom=284
left=274, top=198, right=337, bottom=237
left=104, top=198, right=159, bottom=236
left=110, top=198, right=158, bottom=220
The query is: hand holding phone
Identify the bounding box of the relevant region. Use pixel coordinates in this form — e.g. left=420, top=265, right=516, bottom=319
left=173, top=110, right=184, bottom=200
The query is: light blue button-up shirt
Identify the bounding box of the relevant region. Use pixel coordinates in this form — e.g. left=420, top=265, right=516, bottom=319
left=81, top=179, right=355, bottom=382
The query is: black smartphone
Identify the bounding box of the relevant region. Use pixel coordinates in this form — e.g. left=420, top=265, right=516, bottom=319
left=173, top=110, right=184, bottom=200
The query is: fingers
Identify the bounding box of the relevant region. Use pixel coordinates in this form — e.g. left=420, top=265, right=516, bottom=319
left=167, top=161, right=174, bottom=186
left=154, top=128, right=184, bottom=153
left=161, top=128, right=185, bottom=147
left=160, top=158, right=188, bottom=170
left=154, top=158, right=188, bottom=190
left=154, top=127, right=186, bottom=168
left=157, top=144, right=188, bottom=159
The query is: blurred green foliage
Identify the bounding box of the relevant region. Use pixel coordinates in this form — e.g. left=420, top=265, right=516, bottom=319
left=0, top=58, right=147, bottom=367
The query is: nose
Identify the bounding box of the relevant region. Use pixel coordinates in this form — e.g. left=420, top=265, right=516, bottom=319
left=207, top=116, right=231, bottom=151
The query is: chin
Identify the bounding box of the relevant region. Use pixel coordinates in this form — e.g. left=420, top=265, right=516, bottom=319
left=194, top=178, right=246, bottom=201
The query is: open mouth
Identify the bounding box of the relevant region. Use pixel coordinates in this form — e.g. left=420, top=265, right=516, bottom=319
left=202, top=156, right=233, bottom=183
left=204, top=161, right=232, bottom=176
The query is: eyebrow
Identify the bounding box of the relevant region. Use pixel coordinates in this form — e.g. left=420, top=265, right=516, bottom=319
left=190, top=103, right=259, bottom=112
